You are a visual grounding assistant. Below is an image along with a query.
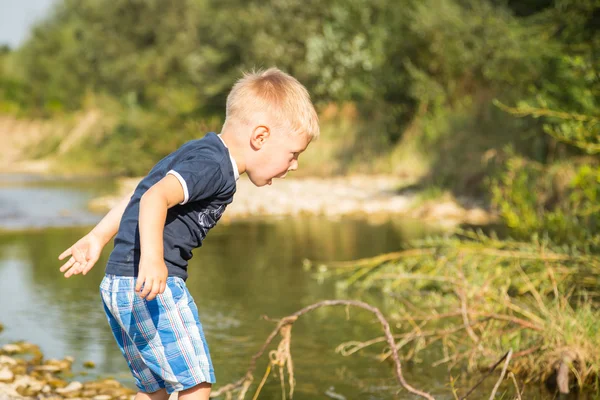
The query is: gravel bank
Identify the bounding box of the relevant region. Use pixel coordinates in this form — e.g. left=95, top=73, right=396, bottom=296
left=89, top=176, right=495, bottom=226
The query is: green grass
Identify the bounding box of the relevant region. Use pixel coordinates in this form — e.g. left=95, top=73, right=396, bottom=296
left=311, top=231, right=600, bottom=393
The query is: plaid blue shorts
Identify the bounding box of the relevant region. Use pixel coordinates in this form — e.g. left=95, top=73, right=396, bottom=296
left=100, top=274, right=215, bottom=394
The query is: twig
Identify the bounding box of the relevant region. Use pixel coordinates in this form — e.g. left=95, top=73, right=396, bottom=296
left=340, top=318, right=490, bottom=359
left=289, top=300, right=435, bottom=399
left=211, top=300, right=435, bottom=400
left=477, top=313, right=543, bottom=331
left=210, top=316, right=297, bottom=398
left=459, top=350, right=511, bottom=400
left=457, top=286, right=479, bottom=343
left=509, top=372, right=522, bottom=400
left=493, top=101, right=597, bottom=122
left=252, top=364, right=271, bottom=400
left=395, top=311, right=463, bottom=321
left=512, top=345, right=541, bottom=359
left=327, top=249, right=436, bottom=268
left=488, top=349, right=512, bottom=400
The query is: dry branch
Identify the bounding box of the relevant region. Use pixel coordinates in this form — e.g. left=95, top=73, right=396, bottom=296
left=210, top=300, right=435, bottom=400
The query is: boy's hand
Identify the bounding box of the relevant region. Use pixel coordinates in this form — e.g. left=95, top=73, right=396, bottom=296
left=136, top=258, right=168, bottom=301
left=58, top=232, right=103, bottom=277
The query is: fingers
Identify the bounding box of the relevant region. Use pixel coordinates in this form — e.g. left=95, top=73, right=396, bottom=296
left=60, top=245, right=88, bottom=276
left=136, top=275, right=167, bottom=301
left=135, top=275, right=145, bottom=293
left=60, top=247, right=92, bottom=277
left=59, top=256, right=77, bottom=273
left=140, top=277, right=154, bottom=299
left=65, top=261, right=87, bottom=278
left=145, top=279, right=162, bottom=301
left=82, top=256, right=98, bottom=275
left=63, top=261, right=79, bottom=277
left=58, top=247, right=72, bottom=261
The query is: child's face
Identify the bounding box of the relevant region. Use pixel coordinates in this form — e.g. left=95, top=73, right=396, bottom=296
left=247, top=128, right=311, bottom=187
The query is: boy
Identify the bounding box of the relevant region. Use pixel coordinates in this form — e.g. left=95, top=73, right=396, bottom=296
left=57, top=68, right=319, bottom=400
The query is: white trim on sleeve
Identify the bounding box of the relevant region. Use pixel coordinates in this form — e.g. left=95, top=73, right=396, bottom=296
left=166, top=170, right=189, bottom=204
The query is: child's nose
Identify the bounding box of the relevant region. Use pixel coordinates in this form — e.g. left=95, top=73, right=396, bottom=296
left=288, top=160, right=298, bottom=171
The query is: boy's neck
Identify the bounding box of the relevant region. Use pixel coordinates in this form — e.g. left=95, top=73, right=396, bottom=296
left=218, top=130, right=246, bottom=175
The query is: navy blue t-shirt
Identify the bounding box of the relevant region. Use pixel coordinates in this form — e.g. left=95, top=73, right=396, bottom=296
left=105, top=132, right=237, bottom=280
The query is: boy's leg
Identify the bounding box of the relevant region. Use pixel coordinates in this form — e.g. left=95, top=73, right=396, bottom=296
left=135, top=388, right=169, bottom=400
left=178, top=383, right=211, bottom=400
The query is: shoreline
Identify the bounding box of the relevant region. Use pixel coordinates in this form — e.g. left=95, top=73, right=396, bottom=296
left=0, top=340, right=135, bottom=400
left=89, top=175, right=496, bottom=227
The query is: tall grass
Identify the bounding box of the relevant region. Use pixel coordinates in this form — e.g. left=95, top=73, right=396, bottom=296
left=311, top=231, right=600, bottom=393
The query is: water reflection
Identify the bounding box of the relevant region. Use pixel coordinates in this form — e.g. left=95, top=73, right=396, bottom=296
left=0, top=217, right=447, bottom=399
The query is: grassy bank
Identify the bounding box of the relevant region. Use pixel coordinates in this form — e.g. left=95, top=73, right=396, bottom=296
left=312, top=232, right=600, bottom=396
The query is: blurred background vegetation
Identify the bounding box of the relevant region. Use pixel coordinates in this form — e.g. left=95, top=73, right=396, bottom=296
left=1, top=0, right=597, bottom=249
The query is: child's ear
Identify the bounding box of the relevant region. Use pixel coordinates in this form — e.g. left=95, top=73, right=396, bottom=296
left=250, top=125, right=270, bottom=150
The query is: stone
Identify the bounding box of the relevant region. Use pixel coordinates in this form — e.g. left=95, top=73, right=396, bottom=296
left=0, top=344, right=20, bottom=354
left=41, top=358, right=72, bottom=373
left=93, top=395, right=112, bottom=400
left=34, top=364, right=62, bottom=372
left=0, top=385, right=23, bottom=399
left=0, top=367, right=14, bottom=383
left=12, top=375, right=45, bottom=392
left=98, top=379, right=121, bottom=388
left=47, top=377, right=68, bottom=389
left=55, top=381, right=83, bottom=394
left=0, top=356, right=16, bottom=366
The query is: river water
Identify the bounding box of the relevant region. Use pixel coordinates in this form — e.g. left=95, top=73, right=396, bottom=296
left=0, top=175, right=566, bottom=399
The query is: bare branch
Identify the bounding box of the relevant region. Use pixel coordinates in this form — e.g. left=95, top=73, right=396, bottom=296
left=211, top=300, right=435, bottom=400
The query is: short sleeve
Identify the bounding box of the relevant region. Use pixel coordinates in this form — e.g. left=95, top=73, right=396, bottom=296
left=166, top=160, right=223, bottom=205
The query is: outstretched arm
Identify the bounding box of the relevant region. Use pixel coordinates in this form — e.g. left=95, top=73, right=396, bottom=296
left=59, top=190, right=135, bottom=277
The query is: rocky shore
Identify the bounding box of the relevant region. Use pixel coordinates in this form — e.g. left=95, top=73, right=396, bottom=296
left=89, top=175, right=495, bottom=227
left=0, top=340, right=135, bottom=400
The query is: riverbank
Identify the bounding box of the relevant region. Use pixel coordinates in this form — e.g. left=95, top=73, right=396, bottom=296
left=0, top=340, right=135, bottom=400
left=0, top=114, right=495, bottom=228
left=89, top=175, right=496, bottom=227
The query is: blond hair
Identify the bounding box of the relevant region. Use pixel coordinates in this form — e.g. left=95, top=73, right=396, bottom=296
left=223, top=68, right=320, bottom=140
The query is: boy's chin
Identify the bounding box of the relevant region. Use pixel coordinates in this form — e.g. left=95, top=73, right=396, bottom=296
left=249, top=176, right=273, bottom=187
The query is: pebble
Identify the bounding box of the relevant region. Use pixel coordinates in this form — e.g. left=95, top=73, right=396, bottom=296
left=0, top=340, right=135, bottom=399
left=55, top=381, right=83, bottom=394
left=0, top=345, right=20, bottom=354
left=0, top=357, right=16, bottom=366
left=0, top=368, right=13, bottom=383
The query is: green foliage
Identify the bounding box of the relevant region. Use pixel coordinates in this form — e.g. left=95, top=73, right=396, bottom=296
left=484, top=0, right=600, bottom=247
left=0, top=50, right=31, bottom=114
left=491, top=154, right=599, bottom=248
left=405, top=0, right=550, bottom=101
left=316, top=231, right=600, bottom=389
left=490, top=40, right=599, bottom=247
left=0, top=0, right=597, bottom=192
